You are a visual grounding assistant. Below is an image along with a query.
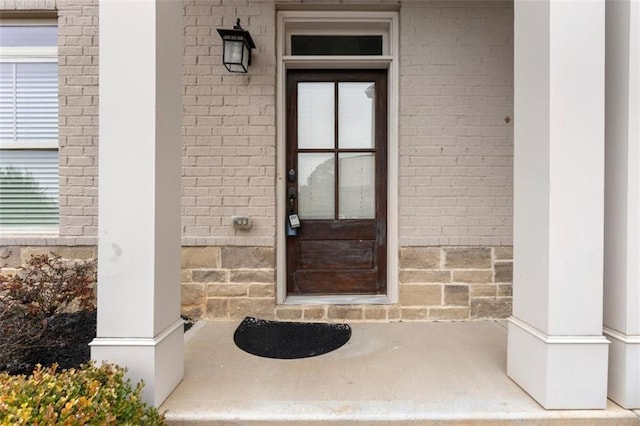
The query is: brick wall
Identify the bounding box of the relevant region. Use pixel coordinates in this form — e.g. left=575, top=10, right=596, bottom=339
left=399, top=1, right=514, bottom=247
left=0, top=0, right=514, bottom=248
left=182, top=0, right=276, bottom=247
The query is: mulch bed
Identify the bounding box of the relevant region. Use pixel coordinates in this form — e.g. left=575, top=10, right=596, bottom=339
left=3, top=312, right=194, bottom=376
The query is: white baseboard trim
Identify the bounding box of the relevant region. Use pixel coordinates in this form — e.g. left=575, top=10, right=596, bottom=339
left=604, top=327, right=640, bottom=409
left=507, top=317, right=609, bottom=409
left=90, top=319, right=184, bottom=407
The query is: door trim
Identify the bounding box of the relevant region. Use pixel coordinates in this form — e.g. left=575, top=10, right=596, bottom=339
left=276, top=10, right=399, bottom=304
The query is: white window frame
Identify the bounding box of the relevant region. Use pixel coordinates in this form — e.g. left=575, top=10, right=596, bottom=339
left=0, top=19, right=59, bottom=234
left=275, top=10, right=400, bottom=305
left=0, top=19, right=58, bottom=150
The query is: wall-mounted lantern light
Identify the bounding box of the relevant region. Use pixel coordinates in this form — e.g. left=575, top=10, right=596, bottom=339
left=217, top=19, right=256, bottom=73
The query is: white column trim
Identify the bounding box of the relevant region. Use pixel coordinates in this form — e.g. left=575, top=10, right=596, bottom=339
left=603, top=328, right=640, bottom=344
left=90, top=320, right=184, bottom=347
left=511, top=317, right=610, bottom=345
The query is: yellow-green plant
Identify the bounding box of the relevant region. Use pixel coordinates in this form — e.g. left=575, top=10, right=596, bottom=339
left=0, top=362, right=164, bottom=425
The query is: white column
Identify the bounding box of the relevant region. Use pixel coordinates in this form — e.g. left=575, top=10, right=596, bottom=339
left=604, top=0, right=640, bottom=410
left=507, top=0, right=609, bottom=409
left=91, top=0, right=183, bottom=406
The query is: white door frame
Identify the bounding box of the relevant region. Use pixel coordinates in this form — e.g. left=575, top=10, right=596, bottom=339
left=275, top=10, right=400, bottom=305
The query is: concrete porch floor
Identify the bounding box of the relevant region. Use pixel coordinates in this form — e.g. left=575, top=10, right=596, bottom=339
left=160, top=320, right=640, bottom=425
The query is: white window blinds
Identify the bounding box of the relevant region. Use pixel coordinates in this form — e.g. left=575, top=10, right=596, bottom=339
left=0, top=149, right=59, bottom=228
left=0, top=62, right=59, bottom=142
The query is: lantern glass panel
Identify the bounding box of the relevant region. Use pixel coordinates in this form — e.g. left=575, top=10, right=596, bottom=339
left=224, top=40, right=244, bottom=65
left=242, top=42, right=249, bottom=70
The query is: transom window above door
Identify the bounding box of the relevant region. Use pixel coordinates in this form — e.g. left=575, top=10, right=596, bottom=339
left=279, top=10, right=396, bottom=60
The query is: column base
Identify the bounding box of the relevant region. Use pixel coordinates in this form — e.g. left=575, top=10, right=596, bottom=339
left=507, top=317, right=609, bottom=409
left=604, top=327, right=640, bottom=409
left=90, top=319, right=184, bottom=407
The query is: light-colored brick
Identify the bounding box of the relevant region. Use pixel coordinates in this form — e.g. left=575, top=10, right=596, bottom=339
left=230, top=269, right=274, bottom=283
left=275, top=308, right=303, bottom=321
left=182, top=247, right=221, bottom=268
left=400, top=270, right=451, bottom=283
left=494, top=262, right=513, bottom=282
left=302, top=307, right=326, bottom=320
left=221, top=247, right=275, bottom=269
left=429, top=307, right=470, bottom=320
left=400, top=284, right=442, bottom=306
left=207, top=284, right=247, bottom=297
left=452, top=270, right=493, bottom=283
left=399, top=247, right=440, bottom=269
left=327, top=306, right=363, bottom=320
left=471, top=298, right=512, bottom=319
left=181, top=283, right=205, bottom=305
left=444, top=248, right=492, bottom=269
left=364, top=306, right=388, bottom=320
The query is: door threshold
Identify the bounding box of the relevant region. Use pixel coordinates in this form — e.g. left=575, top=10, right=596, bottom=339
left=284, top=295, right=390, bottom=305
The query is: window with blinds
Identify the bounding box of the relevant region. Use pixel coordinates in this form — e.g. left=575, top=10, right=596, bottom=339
left=0, top=23, right=59, bottom=233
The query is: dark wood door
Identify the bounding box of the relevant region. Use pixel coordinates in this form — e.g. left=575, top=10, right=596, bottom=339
left=286, top=70, right=387, bottom=295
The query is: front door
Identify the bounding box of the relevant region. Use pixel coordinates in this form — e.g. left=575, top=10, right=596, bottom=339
left=286, top=70, right=387, bottom=295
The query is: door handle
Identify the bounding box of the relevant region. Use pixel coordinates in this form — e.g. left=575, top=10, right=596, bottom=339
left=288, top=186, right=297, bottom=200
left=288, top=169, right=296, bottom=183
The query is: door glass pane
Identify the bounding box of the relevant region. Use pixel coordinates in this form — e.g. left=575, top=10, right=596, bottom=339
left=298, top=82, right=334, bottom=149
left=298, top=153, right=335, bottom=219
left=338, top=82, right=375, bottom=149
left=339, top=153, right=375, bottom=219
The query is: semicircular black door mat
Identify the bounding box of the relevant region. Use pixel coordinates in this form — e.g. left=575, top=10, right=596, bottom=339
left=233, top=316, right=352, bottom=359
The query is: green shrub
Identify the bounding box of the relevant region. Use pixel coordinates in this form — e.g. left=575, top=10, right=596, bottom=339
left=0, top=362, right=165, bottom=425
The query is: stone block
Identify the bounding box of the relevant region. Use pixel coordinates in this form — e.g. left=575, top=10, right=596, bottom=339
left=399, top=247, right=440, bottom=269
left=400, top=284, right=442, bottom=306
left=444, top=247, right=491, bottom=268
left=453, top=270, right=492, bottom=283
left=275, top=308, right=303, bottom=321
left=401, top=307, right=429, bottom=320
left=181, top=305, right=203, bottom=320
left=0, top=247, right=21, bottom=268
left=303, top=307, right=326, bottom=320
left=327, top=306, right=363, bottom=320
left=229, top=298, right=275, bottom=320
left=471, top=298, right=512, bottom=319
left=248, top=284, right=275, bottom=297
left=207, top=283, right=247, bottom=297
left=470, top=284, right=497, bottom=297
left=56, top=246, right=96, bottom=259
left=192, top=269, right=226, bottom=283
left=181, top=269, right=192, bottom=282
left=444, top=285, right=469, bottom=306
left=20, top=247, right=55, bottom=264
left=230, top=269, right=274, bottom=283
left=387, top=305, right=401, bottom=321
left=429, top=307, right=470, bottom=320
left=400, top=270, right=450, bottom=283
left=494, top=246, right=513, bottom=260
left=498, top=284, right=513, bottom=297
left=364, top=306, right=387, bottom=320
left=181, top=283, right=205, bottom=305
left=494, top=261, right=513, bottom=282
left=182, top=246, right=220, bottom=269
left=205, top=298, right=229, bottom=319
left=221, top=247, right=275, bottom=269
